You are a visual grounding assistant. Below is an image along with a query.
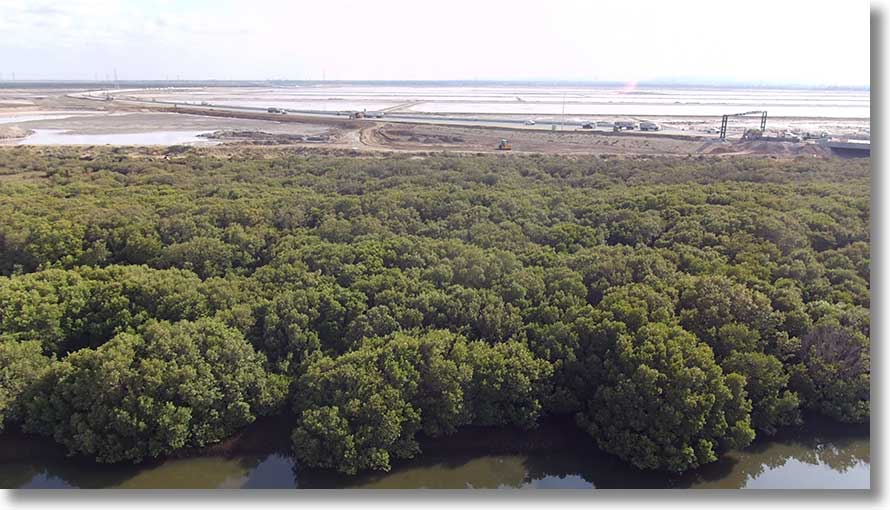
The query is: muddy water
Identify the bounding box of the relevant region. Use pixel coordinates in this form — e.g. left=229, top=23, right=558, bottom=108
left=0, top=416, right=868, bottom=489
left=16, top=129, right=217, bottom=146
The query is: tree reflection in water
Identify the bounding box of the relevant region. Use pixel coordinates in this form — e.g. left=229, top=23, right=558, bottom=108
left=293, top=415, right=867, bottom=489
left=2, top=414, right=868, bottom=489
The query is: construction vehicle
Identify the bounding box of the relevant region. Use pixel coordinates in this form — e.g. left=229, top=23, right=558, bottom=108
left=497, top=139, right=512, bottom=150
left=741, top=128, right=763, bottom=141
left=349, top=109, right=384, bottom=119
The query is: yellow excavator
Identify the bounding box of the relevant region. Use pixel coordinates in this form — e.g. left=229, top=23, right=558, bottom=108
left=497, top=138, right=512, bottom=150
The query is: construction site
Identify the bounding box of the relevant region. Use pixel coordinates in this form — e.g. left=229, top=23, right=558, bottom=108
left=0, top=83, right=870, bottom=157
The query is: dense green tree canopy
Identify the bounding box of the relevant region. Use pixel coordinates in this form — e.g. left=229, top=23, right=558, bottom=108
left=0, top=340, right=53, bottom=432
left=292, top=330, right=551, bottom=474
left=0, top=147, right=869, bottom=473
left=722, top=351, right=800, bottom=435
left=22, top=319, right=288, bottom=462
left=578, top=323, right=755, bottom=472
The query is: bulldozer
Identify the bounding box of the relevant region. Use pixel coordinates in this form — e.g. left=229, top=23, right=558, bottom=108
left=497, top=138, right=512, bottom=151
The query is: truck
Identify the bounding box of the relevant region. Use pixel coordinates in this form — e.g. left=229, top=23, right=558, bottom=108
left=639, top=121, right=660, bottom=131
left=614, top=121, right=637, bottom=131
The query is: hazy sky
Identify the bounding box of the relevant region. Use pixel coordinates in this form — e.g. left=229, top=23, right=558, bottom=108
left=0, top=0, right=871, bottom=86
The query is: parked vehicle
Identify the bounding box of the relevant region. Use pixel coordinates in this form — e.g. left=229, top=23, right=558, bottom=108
left=639, top=121, right=660, bottom=131
left=614, top=121, right=637, bottom=131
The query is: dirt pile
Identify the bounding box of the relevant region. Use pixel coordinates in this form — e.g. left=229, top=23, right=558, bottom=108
left=705, top=140, right=832, bottom=157
left=201, top=130, right=332, bottom=145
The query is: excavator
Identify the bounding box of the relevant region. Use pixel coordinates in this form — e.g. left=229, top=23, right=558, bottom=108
left=497, top=138, right=512, bottom=150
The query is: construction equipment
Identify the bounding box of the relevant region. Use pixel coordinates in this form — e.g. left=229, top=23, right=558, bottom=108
left=497, top=139, right=512, bottom=150
left=719, top=111, right=767, bottom=140
left=741, top=128, right=763, bottom=140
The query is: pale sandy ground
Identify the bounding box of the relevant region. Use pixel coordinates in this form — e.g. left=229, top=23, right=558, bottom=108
left=0, top=87, right=868, bottom=155
left=120, top=85, right=870, bottom=138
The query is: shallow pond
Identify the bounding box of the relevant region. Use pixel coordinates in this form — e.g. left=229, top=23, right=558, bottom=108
left=16, top=129, right=216, bottom=146
left=0, top=415, right=868, bottom=489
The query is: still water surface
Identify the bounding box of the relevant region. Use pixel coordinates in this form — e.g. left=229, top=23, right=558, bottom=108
left=16, top=129, right=216, bottom=146
left=1, top=417, right=868, bottom=489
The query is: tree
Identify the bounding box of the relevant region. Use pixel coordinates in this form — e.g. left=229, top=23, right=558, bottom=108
left=464, top=340, right=553, bottom=429
left=291, top=335, right=424, bottom=475
left=23, top=319, right=287, bottom=462
left=677, top=275, right=776, bottom=359
left=722, top=351, right=800, bottom=434
left=0, top=340, right=53, bottom=432
left=790, top=323, right=869, bottom=423
left=578, top=323, right=755, bottom=472
left=291, top=331, right=552, bottom=474
left=0, top=147, right=871, bottom=474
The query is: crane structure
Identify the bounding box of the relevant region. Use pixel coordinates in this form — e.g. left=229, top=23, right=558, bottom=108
left=719, top=110, right=767, bottom=140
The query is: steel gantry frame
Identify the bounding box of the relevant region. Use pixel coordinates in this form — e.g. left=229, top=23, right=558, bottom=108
left=719, top=110, right=768, bottom=140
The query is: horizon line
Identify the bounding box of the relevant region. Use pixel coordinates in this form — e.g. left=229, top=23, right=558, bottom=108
left=0, top=78, right=871, bottom=90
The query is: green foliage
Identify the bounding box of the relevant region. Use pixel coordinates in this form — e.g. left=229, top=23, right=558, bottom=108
left=722, top=351, right=801, bottom=434
left=678, top=275, right=776, bottom=359
left=292, top=330, right=551, bottom=474
left=578, top=323, right=755, bottom=472
left=0, top=148, right=870, bottom=473
left=23, top=318, right=288, bottom=462
left=464, top=339, right=553, bottom=429
left=790, top=322, right=869, bottom=423
left=0, top=340, right=53, bottom=432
